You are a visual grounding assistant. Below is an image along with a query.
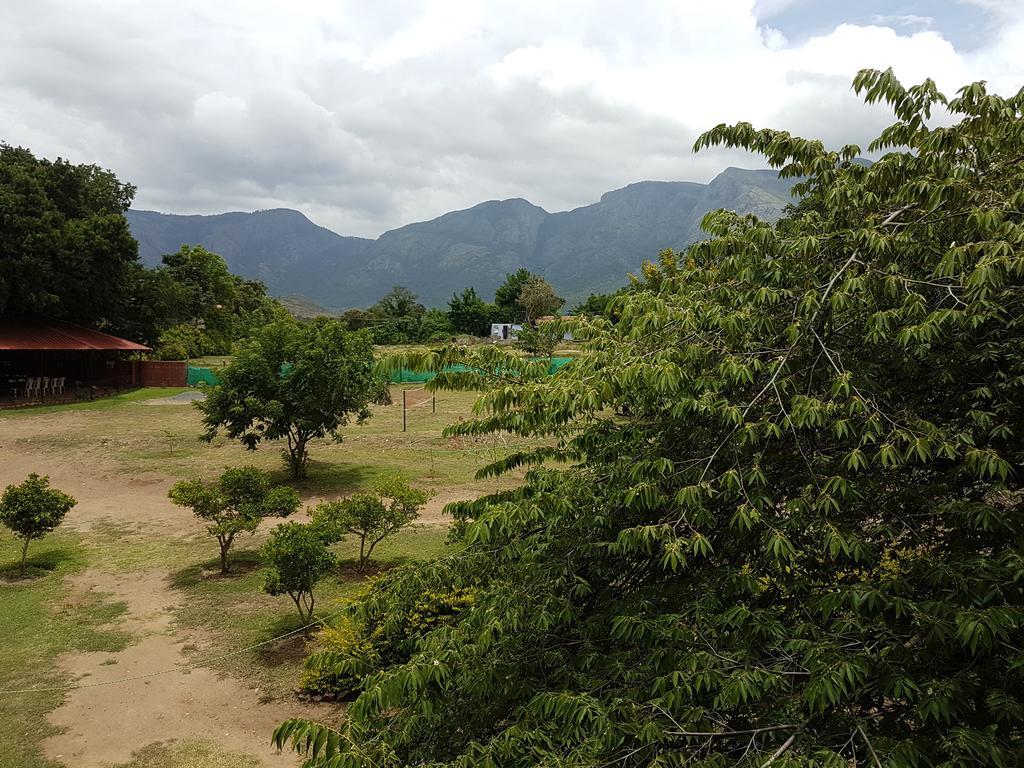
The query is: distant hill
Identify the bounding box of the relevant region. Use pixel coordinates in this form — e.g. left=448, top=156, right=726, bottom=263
left=127, top=167, right=796, bottom=309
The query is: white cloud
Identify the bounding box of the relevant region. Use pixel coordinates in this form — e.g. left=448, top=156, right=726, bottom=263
left=0, top=0, right=1020, bottom=236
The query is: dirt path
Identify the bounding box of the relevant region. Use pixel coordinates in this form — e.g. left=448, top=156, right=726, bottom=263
left=0, top=413, right=461, bottom=766
left=41, top=569, right=321, bottom=768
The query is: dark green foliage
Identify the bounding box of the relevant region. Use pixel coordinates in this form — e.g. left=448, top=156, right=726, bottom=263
left=0, top=143, right=139, bottom=329
left=169, top=466, right=300, bottom=574
left=261, top=521, right=335, bottom=624
left=299, top=586, right=476, bottom=699
left=0, top=474, right=76, bottom=576
left=275, top=71, right=1024, bottom=767
left=312, top=475, right=429, bottom=572
left=572, top=290, right=621, bottom=317
left=446, top=287, right=496, bottom=336
left=145, top=245, right=284, bottom=356
left=0, top=144, right=282, bottom=352
left=197, top=318, right=379, bottom=478
left=417, top=308, right=455, bottom=342
left=493, top=268, right=536, bottom=322
left=340, top=291, right=453, bottom=344
left=371, top=286, right=425, bottom=320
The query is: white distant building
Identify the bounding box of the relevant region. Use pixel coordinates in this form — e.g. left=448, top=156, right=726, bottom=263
left=490, top=323, right=524, bottom=340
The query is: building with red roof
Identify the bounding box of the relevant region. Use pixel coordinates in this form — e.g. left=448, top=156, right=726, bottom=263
left=0, top=318, right=155, bottom=401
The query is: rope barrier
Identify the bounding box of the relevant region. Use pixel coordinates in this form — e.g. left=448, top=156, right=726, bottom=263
left=0, top=607, right=347, bottom=696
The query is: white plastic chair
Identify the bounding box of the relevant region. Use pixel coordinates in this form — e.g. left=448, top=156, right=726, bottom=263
left=54, top=377, right=65, bottom=396
left=41, top=377, right=51, bottom=398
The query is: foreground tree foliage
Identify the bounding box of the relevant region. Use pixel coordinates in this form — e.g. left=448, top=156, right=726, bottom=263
left=274, top=71, right=1024, bottom=767
left=197, top=319, right=379, bottom=479
left=169, top=466, right=299, bottom=574
left=0, top=474, right=76, bottom=577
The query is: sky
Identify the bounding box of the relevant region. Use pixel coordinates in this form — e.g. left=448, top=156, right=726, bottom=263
left=2, top=0, right=1023, bottom=237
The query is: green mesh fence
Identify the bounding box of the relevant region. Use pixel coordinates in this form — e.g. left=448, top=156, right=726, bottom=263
left=186, top=366, right=220, bottom=386
left=186, top=358, right=573, bottom=386
left=389, top=358, right=573, bottom=383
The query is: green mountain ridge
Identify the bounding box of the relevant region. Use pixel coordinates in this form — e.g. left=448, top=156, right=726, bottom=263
left=127, top=167, right=795, bottom=309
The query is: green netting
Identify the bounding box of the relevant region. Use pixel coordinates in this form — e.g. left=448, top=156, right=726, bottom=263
left=187, top=365, right=220, bottom=386
left=386, top=358, right=573, bottom=383
left=189, top=359, right=573, bottom=386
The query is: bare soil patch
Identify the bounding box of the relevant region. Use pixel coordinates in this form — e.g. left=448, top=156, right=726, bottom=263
left=41, top=569, right=327, bottom=768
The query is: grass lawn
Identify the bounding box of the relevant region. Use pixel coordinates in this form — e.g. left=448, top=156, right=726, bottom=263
left=0, top=533, right=132, bottom=768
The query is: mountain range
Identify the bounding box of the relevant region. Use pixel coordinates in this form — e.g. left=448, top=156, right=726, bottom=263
left=126, top=167, right=796, bottom=310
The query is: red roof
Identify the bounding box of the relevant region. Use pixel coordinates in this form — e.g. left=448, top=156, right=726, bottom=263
left=0, top=319, right=150, bottom=351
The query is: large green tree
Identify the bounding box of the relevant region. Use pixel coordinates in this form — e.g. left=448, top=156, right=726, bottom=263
left=0, top=143, right=139, bottom=329
left=197, top=318, right=378, bottom=479
left=447, top=287, right=495, bottom=336
left=494, top=268, right=536, bottom=322
left=275, top=71, right=1024, bottom=767
left=371, top=286, right=425, bottom=320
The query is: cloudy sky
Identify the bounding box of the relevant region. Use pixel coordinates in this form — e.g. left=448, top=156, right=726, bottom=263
left=2, top=0, right=1023, bottom=236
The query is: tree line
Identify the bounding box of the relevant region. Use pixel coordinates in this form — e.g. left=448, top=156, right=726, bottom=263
left=0, top=143, right=283, bottom=358
left=338, top=268, right=573, bottom=344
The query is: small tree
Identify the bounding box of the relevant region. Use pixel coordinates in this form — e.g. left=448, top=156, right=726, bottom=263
left=313, top=475, right=429, bottom=572
left=371, top=286, right=425, bottom=319
left=169, top=466, right=300, bottom=574
left=516, top=276, right=563, bottom=324
left=0, top=474, right=76, bottom=577
left=197, top=318, right=379, bottom=478
left=516, top=322, right=562, bottom=357
left=262, top=522, right=336, bottom=626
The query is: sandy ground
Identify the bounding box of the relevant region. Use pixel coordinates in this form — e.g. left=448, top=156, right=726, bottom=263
left=42, top=570, right=318, bottom=768
left=0, top=432, right=458, bottom=767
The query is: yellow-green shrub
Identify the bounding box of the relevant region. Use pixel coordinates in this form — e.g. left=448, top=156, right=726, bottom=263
left=299, top=620, right=379, bottom=698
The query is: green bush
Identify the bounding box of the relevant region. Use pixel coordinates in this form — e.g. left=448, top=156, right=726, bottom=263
left=299, top=620, right=379, bottom=698
left=299, top=586, right=476, bottom=698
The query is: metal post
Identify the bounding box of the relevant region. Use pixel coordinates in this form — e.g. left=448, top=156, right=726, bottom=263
left=432, top=393, right=436, bottom=414
left=403, top=389, right=407, bottom=432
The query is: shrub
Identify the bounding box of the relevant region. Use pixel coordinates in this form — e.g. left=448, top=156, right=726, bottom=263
left=299, top=620, right=380, bottom=699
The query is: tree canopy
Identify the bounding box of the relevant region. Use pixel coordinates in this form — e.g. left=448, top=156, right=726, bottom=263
left=197, top=318, right=379, bottom=479
left=0, top=473, right=76, bottom=577
left=516, top=275, right=564, bottom=323
left=0, top=144, right=282, bottom=351
left=447, top=287, right=495, bottom=336
left=262, top=521, right=336, bottom=625
left=494, top=268, right=536, bottom=322
left=169, top=466, right=300, bottom=574
left=276, top=70, right=1024, bottom=767
left=312, top=475, right=429, bottom=572
left=0, top=143, right=139, bottom=329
